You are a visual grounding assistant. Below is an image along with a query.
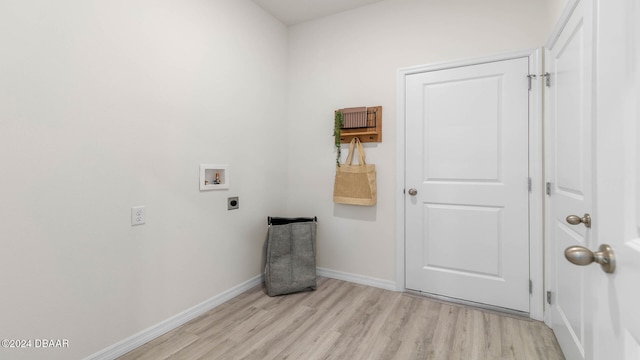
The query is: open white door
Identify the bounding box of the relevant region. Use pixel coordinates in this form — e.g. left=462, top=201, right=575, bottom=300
left=545, top=0, right=594, bottom=358
left=547, top=0, right=640, bottom=359
left=590, top=0, right=640, bottom=358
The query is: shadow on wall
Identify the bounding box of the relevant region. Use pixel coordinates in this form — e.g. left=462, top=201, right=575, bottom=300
left=333, top=204, right=377, bottom=221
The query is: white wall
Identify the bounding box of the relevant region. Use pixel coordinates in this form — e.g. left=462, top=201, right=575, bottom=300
left=286, top=0, right=559, bottom=283
left=548, top=0, right=572, bottom=28
left=0, top=0, right=572, bottom=358
left=0, top=0, right=287, bottom=359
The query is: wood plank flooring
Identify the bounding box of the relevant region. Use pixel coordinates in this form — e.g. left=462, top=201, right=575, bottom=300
left=117, top=277, right=564, bottom=360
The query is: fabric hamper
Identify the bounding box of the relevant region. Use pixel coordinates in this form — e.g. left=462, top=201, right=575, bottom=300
left=264, top=217, right=317, bottom=297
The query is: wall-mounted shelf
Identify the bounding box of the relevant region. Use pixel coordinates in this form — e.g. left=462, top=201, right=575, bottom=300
left=336, top=106, right=382, bottom=143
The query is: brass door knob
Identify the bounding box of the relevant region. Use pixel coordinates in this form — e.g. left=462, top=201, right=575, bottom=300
left=408, top=188, right=418, bottom=196
left=564, top=244, right=615, bottom=273
left=566, top=213, right=591, bottom=228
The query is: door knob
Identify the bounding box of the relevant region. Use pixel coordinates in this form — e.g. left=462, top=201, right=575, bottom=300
left=566, top=213, right=591, bottom=228
left=408, top=188, right=418, bottom=196
left=564, top=244, right=615, bottom=273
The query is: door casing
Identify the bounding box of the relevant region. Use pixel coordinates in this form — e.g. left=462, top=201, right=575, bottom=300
left=396, top=49, right=545, bottom=320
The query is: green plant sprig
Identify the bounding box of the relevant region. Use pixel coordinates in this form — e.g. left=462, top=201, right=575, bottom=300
left=334, top=110, right=343, bottom=166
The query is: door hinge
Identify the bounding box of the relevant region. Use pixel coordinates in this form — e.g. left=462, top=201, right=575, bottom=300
left=528, top=177, right=532, bottom=192
left=529, top=280, right=533, bottom=294
left=547, top=291, right=552, bottom=305
left=527, top=74, right=537, bottom=91
left=541, top=72, right=551, bottom=87
left=546, top=182, right=551, bottom=196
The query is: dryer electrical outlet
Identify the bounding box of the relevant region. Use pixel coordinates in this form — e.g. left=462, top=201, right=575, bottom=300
left=227, top=197, right=239, bottom=210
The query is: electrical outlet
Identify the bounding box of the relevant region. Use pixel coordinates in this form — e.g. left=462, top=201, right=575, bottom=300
left=131, top=206, right=145, bottom=225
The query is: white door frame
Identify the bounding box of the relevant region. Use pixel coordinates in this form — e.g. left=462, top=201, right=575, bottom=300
left=396, top=49, right=545, bottom=320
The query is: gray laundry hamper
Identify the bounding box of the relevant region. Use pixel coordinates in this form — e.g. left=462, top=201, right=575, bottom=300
left=264, top=217, right=317, bottom=297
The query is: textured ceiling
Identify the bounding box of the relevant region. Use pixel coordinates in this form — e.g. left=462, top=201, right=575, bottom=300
left=251, top=0, right=386, bottom=25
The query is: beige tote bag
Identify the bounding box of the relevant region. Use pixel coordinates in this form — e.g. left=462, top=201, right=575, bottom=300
left=333, top=138, right=377, bottom=206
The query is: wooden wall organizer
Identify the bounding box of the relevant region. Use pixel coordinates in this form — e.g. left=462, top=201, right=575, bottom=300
left=336, top=106, right=382, bottom=143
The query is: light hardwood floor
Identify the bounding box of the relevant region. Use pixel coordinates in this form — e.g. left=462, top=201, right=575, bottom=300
left=117, top=277, right=565, bottom=360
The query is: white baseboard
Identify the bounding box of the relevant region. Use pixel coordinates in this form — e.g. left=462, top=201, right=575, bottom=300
left=316, top=267, right=398, bottom=291
left=85, top=274, right=264, bottom=360
left=86, top=268, right=397, bottom=359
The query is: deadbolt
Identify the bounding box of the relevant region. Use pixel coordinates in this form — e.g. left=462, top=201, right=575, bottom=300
left=408, top=188, right=418, bottom=196
left=564, top=244, right=615, bottom=273
left=566, top=213, right=591, bottom=228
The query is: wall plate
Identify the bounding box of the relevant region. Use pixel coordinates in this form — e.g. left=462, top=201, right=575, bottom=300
left=228, top=197, right=239, bottom=210
left=199, top=164, right=229, bottom=190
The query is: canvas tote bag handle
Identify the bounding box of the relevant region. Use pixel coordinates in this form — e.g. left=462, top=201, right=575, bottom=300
left=344, top=137, right=366, bottom=166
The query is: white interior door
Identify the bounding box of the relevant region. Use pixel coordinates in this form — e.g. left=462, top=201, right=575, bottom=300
left=545, top=0, right=594, bottom=358
left=405, top=57, right=530, bottom=312
left=547, top=0, right=640, bottom=359
left=590, top=0, right=640, bottom=358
